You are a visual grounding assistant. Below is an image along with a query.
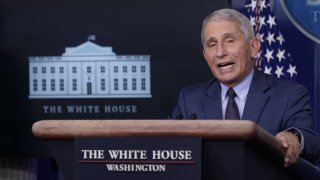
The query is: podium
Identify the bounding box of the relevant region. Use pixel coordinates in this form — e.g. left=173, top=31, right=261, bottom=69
left=32, top=120, right=301, bottom=180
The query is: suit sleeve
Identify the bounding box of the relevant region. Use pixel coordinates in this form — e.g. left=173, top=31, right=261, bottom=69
left=283, top=84, right=320, bottom=164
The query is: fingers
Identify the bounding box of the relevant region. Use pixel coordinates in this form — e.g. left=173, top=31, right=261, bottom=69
left=275, top=131, right=300, bottom=167
left=284, top=138, right=299, bottom=167
left=278, top=135, right=289, bottom=148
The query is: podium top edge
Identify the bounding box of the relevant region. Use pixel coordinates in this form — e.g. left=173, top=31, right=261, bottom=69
left=32, top=119, right=260, bottom=140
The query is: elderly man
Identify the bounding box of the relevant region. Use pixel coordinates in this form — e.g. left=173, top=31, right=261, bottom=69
left=169, top=8, right=320, bottom=167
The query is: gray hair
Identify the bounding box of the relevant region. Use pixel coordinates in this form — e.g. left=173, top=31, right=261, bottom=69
left=201, top=9, right=255, bottom=46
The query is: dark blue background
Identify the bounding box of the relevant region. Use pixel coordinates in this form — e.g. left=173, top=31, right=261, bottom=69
left=0, top=0, right=227, bottom=156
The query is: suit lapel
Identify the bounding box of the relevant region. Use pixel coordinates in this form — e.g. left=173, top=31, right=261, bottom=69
left=242, top=70, right=271, bottom=123
left=202, top=80, right=223, bottom=119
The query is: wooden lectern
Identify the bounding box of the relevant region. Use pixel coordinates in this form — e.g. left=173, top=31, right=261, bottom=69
left=32, top=120, right=304, bottom=180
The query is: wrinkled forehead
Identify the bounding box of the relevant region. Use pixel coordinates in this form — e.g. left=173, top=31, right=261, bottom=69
left=203, top=19, right=242, bottom=35
left=204, top=17, right=251, bottom=41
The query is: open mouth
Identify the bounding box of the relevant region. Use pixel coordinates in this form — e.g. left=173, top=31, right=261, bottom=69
left=217, top=62, right=235, bottom=69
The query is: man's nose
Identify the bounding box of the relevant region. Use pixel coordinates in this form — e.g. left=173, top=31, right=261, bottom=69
left=216, top=43, right=227, bottom=58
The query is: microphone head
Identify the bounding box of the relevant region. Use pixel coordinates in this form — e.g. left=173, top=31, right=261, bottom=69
left=175, top=113, right=184, bottom=120
left=189, top=113, right=197, bottom=120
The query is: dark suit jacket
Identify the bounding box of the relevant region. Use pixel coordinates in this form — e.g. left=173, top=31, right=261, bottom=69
left=170, top=69, right=320, bottom=164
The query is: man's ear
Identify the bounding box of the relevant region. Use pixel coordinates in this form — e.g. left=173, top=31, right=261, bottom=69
left=250, top=38, right=260, bottom=58
left=203, top=49, right=208, bottom=62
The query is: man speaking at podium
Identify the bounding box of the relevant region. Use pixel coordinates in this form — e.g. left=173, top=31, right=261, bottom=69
left=169, top=9, right=320, bottom=167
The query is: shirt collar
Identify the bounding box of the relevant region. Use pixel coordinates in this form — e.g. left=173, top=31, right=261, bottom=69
left=221, top=69, right=254, bottom=101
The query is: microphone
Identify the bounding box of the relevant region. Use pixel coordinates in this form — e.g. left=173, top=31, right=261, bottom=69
left=175, top=113, right=184, bottom=120
left=189, top=113, right=197, bottom=120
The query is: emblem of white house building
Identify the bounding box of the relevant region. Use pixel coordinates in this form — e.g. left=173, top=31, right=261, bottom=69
left=29, top=39, right=151, bottom=99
